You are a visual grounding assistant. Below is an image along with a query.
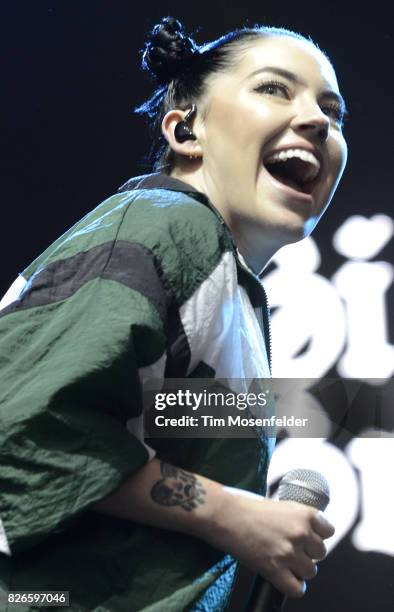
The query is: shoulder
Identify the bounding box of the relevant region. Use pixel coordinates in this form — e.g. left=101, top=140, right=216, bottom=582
left=21, top=190, right=140, bottom=280
left=118, top=172, right=231, bottom=251
left=121, top=186, right=229, bottom=249
left=21, top=178, right=236, bottom=306
left=118, top=185, right=235, bottom=304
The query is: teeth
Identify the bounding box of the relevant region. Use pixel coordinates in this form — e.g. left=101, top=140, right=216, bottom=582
left=265, top=148, right=321, bottom=181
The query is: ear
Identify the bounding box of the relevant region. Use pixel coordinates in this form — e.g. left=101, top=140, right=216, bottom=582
left=161, top=109, right=203, bottom=159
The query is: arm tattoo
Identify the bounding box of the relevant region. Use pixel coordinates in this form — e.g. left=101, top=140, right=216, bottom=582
left=150, top=462, right=206, bottom=511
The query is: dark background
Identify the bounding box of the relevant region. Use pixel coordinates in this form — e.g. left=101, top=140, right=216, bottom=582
left=2, top=1, right=393, bottom=610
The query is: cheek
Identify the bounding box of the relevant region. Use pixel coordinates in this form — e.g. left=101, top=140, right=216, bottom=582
left=340, top=139, right=348, bottom=173
left=330, top=133, right=348, bottom=177
left=205, top=95, right=267, bottom=151
left=320, top=137, right=347, bottom=210
left=206, top=97, right=240, bottom=137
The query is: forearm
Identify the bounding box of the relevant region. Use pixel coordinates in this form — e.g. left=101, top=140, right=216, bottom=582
left=89, top=457, right=232, bottom=541
left=89, top=457, right=335, bottom=598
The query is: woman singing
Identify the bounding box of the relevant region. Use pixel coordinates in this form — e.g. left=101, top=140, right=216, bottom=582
left=0, top=16, right=347, bottom=611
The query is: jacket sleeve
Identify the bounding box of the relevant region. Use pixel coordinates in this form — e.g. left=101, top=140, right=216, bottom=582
left=0, top=239, right=168, bottom=554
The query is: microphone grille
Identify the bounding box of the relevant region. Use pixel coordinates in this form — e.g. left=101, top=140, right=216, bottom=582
left=278, top=468, right=330, bottom=511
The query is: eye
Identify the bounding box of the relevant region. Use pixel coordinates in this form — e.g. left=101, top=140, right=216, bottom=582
left=320, top=103, right=347, bottom=126
left=254, top=80, right=290, bottom=99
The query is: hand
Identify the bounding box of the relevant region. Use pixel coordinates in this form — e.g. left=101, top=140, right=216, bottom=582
left=202, top=494, right=334, bottom=598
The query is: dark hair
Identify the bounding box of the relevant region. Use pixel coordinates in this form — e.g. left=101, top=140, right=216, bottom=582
left=135, top=17, right=317, bottom=174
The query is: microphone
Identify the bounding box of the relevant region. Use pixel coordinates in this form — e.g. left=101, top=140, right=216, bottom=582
left=246, top=469, right=330, bottom=612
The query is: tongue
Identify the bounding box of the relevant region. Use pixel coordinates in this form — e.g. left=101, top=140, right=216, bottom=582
left=269, top=170, right=303, bottom=192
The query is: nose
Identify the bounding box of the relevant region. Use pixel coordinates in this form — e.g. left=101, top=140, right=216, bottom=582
left=291, top=105, right=330, bottom=142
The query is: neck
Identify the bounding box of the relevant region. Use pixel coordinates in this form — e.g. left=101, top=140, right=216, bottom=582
left=169, top=165, right=287, bottom=274
left=230, top=222, right=283, bottom=275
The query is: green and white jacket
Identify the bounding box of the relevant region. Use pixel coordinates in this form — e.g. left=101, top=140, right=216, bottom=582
left=0, top=173, right=273, bottom=611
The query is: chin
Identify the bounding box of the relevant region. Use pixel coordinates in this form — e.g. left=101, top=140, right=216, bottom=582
left=264, top=218, right=308, bottom=247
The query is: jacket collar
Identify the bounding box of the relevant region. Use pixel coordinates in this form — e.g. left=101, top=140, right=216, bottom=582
left=118, top=172, right=202, bottom=199
left=118, top=171, right=236, bottom=245
left=118, top=172, right=265, bottom=287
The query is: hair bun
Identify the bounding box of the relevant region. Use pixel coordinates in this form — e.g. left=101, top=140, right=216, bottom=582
left=141, top=17, right=198, bottom=84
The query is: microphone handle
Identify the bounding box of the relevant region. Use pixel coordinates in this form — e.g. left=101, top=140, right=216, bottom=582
left=246, top=576, right=287, bottom=612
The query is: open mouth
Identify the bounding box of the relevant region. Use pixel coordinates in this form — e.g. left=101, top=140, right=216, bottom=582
left=263, top=149, right=321, bottom=195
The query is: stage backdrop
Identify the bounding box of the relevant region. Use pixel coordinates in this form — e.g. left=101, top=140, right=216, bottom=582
left=2, top=2, right=393, bottom=611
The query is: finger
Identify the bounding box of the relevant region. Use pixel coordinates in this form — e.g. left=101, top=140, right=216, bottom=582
left=290, top=553, right=318, bottom=581
left=312, top=511, right=335, bottom=539
left=269, top=568, right=307, bottom=599
left=304, top=534, right=327, bottom=561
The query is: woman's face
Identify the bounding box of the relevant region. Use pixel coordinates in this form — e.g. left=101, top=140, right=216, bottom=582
left=195, top=35, right=348, bottom=266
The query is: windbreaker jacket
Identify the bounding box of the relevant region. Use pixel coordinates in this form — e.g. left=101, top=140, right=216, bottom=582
left=0, top=173, right=273, bottom=611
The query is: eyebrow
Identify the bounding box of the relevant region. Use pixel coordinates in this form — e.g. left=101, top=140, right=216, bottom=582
left=248, top=66, right=348, bottom=113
